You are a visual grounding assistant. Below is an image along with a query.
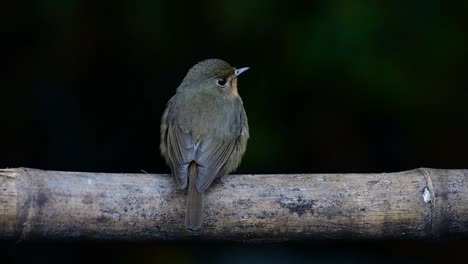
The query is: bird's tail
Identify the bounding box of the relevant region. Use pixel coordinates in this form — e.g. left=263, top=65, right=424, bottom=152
left=185, top=162, right=204, bottom=231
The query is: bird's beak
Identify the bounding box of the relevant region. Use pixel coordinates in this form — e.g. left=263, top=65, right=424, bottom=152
left=234, top=67, right=250, bottom=78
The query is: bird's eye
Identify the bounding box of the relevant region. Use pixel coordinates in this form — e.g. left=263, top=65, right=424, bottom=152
left=216, top=78, right=227, bottom=87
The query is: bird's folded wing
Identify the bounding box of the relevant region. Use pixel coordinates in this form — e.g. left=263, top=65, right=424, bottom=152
left=166, top=124, right=194, bottom=188
left=194, top=137, right=237, bottom=192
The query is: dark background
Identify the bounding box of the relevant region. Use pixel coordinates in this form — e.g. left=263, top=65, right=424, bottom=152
left=2, top=0, right=468, bottom=263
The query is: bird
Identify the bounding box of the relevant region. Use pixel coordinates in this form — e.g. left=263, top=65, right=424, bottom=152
left=160, top=59, right=249, bottom=231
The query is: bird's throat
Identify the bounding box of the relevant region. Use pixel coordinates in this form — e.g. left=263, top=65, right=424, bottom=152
left=231, top=78, right=239, bottom=96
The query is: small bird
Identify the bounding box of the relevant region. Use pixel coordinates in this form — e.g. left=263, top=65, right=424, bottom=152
left=160, top=59, right=249, bottom=230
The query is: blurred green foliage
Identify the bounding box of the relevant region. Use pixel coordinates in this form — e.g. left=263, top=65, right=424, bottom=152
left=3, top=0, right=468, bottom=174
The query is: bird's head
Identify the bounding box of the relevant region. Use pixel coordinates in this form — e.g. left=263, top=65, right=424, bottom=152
left=178, top=59, right=249, bottom=97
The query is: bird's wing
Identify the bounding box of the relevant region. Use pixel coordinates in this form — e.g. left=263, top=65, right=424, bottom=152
left=165, top=124, right=194, bottom=189
left=194, top=101, right=249, bottom=193
left=194, top=136, right=237, bottom=192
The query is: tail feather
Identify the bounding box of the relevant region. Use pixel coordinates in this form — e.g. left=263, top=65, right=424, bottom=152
left=185, top=162, right=204, bottom=231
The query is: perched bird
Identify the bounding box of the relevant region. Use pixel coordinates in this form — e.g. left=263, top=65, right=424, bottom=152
left=160, top=59, right=249, bottom=230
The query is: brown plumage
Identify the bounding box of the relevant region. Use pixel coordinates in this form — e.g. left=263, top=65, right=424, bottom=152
left=160, top=59, right=249, bottom=230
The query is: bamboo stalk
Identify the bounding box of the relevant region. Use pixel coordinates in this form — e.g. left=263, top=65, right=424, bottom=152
left=0, top=168, right=467, bottom=241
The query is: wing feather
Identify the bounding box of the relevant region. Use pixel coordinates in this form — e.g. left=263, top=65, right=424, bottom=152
left=165, top=124, right=194, bottom=188
left=194, top=138, right=237, bottom=192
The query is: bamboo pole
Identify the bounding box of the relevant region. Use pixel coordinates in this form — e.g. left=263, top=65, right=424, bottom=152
left=0, top=168, right=467, bottom=241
